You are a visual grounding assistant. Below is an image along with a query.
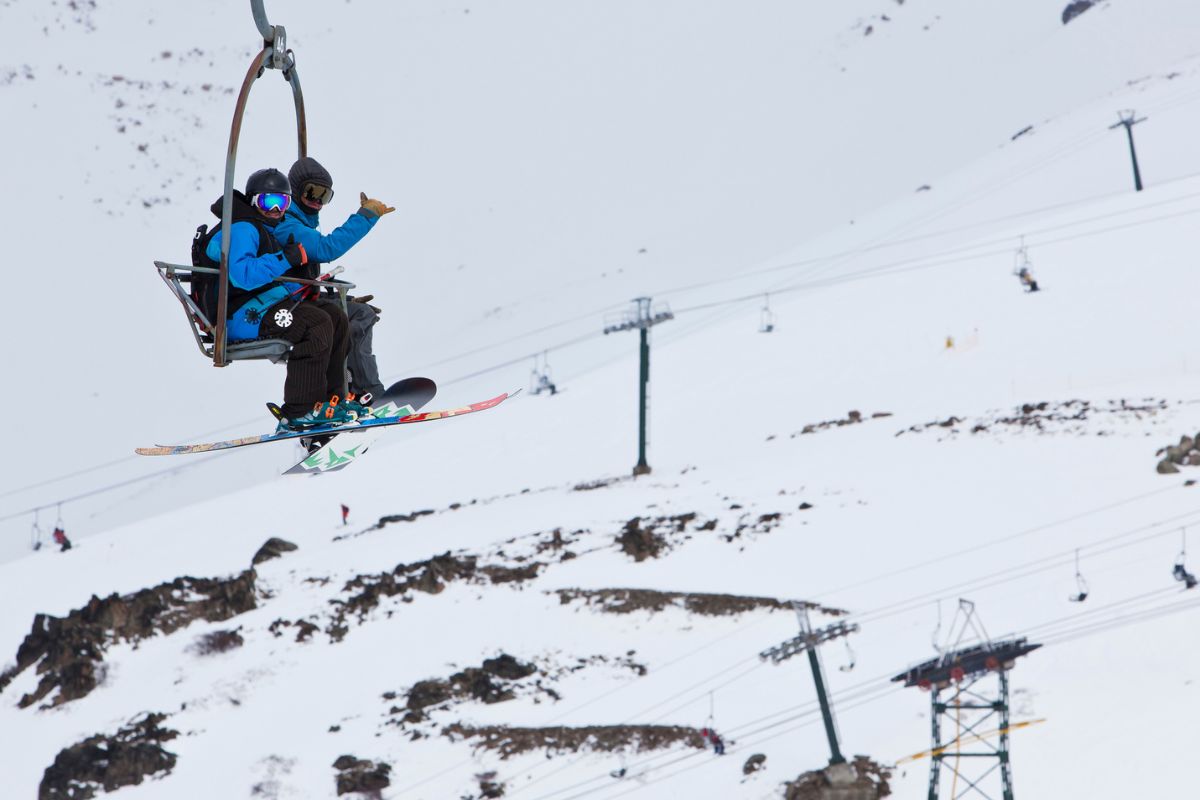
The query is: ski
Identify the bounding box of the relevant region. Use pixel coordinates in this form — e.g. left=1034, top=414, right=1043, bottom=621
left=136, top=391, right=512, bottom=457
left=283, top=377, right=439, bottom=475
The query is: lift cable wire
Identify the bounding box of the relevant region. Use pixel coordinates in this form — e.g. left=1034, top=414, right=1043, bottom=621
left=846, top=506, right=1200, bottom=628
left=516, top=593, right=1200, bottom=800
left=499, top=501, right=1200, bottom=797
left=9, top=179, right=1200, bottom=520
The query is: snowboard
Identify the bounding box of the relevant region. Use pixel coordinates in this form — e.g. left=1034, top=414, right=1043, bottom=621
left=136, top=389, right=513, bottom=460
left=283, top=377, right=438, bottom=475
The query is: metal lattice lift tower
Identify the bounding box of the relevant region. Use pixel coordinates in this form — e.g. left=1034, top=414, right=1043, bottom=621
left=603, top=297, right=673, bottom=476
left=760, top=605, right=859, bottom=766
left=892, top=601, right=1041, bottom=800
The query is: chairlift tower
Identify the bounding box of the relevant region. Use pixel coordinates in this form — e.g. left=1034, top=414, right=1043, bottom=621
left=760, top=606, right=859, bottom=766
left=1108, top=110, right=1147, bottom=192
left=603, top=297, right=673, bottom=476
left=892, top=601, right=1041, bottom=800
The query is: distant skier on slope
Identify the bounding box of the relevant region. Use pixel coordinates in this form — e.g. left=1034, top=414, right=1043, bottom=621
left=273, top=157, right=395, bottom=401
left=195, top=167, right=361, bottom=431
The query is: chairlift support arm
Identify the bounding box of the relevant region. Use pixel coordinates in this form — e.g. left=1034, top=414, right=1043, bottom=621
left=215, top=0, right=308, bottom=367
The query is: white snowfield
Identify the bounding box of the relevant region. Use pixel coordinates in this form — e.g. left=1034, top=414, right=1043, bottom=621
left=3, top=0, right=1200, bottom=798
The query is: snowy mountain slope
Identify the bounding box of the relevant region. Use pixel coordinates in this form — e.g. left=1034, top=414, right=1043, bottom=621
left=4, top=1, right=1200, bottom=798
left=4, top=167, right=1200, bottom=799
left=7, top=0, right=1200, bottom=550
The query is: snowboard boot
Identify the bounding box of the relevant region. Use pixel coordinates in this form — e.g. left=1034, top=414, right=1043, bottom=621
left=342, top=390, right=373, bottom=421
left=275, top=396, right=356, bottom=434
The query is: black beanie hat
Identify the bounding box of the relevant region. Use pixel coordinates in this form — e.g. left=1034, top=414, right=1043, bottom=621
left=289, top=157, right=333, bottom=192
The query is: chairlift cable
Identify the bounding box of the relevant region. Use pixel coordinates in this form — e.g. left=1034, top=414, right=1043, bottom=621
left=522, top=591, right=1200, bottom=800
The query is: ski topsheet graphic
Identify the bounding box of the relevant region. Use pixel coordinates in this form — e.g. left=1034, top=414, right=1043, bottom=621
left=136, top=392, right=512, bottom=457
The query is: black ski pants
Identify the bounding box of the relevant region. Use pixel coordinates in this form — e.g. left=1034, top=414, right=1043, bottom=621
left=260, top=298, right=349, bottom=418
left=346, top=301, right=384, bottom=400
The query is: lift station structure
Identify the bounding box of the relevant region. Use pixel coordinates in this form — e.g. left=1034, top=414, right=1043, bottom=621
left=892, top=603, right=1041, bottom=800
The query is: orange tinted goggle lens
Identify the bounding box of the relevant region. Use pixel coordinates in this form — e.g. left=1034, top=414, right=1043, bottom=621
left=302, top=183, right=334, bottom=204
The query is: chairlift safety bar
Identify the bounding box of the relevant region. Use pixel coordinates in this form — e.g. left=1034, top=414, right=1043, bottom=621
left=154, top=261, right=353, bottom=361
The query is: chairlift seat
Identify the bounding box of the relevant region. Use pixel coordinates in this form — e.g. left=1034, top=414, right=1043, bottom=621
left=226, top=337, right=292, bottom=363
left=155, top=260, right=294, bottom=363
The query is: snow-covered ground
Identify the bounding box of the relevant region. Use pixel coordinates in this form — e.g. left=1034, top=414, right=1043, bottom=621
left=3, top=1, right=1200, bottom=798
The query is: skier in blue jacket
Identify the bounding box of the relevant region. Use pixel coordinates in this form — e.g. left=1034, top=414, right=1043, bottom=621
left=199, top=167, right=362, bottom=430
left=273, top=156, right=394, bottom=400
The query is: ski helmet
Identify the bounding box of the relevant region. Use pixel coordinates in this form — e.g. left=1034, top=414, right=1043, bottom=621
left=245, top=168, right=291, bottom=197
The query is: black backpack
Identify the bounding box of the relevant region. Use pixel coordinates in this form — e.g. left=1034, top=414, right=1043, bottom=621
left=190, top=223, right=220, bottom=326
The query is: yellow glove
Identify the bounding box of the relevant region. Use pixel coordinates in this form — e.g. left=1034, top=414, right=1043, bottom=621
left=359, top=192, right=395, bottom=218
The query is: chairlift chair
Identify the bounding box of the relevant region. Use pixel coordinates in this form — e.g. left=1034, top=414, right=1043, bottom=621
left=529, top=352, right=558, bottom=395
left=1012, top=237, right=1032, bottom=277
left=838, top=638, right=857, bottom=672
left=153, top=0, right=354, bottom=367
left=1174, top=528, right=1198, bottom=589
left=1068, top=549, right=1089, bottom=602
left=759, top=294, right=776, bottom=333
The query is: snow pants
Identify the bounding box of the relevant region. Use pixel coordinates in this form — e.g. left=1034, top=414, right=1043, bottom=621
left=260, top=298, right=350, bottom=418
left=345, top=301, right=384, bottom=400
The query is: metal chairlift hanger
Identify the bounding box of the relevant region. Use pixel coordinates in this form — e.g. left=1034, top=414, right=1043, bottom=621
left=152, top=0, right=354, bottom=367
left=1069, top=548, right=1089, bottom=602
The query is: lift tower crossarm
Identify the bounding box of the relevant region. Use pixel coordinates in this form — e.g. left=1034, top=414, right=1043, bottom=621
left=760, top=615, right=859, bottom=766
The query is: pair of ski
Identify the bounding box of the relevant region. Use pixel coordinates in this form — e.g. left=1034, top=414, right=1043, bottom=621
left=136, top=378, right=513, bottom=475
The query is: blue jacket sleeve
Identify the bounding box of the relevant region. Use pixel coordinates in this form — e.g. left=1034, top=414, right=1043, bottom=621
left=275, top=211, right=378, bottom=263
left=205, top=222, right=291, bottom=290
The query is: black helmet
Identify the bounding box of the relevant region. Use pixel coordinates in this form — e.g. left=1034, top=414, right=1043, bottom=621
left=245, top=168, right=290, bottom=197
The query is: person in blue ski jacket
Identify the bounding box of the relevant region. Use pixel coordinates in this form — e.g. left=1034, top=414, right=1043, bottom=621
left=273, top=156, right=394, bottom=400
left=198, top=167, right=361, bottom=430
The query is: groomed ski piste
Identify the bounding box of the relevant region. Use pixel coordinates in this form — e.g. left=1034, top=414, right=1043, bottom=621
left=4, top=1, right=1200, bottom=798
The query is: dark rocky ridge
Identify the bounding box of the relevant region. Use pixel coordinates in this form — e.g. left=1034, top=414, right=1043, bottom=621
left=444, top=723, right=706, bottom=760
left=555, top=587, right=846, bottom=617
left=898, top=398, right=1168, bottom=439
left=0, top=570, right=257, bottom=708
left=403, top=654, right=539, bottom=721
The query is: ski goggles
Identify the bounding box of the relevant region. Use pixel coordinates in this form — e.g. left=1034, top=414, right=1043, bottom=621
left=300, top=182, right=335, bottom=205
left=252, top=192, right=292, bottom=213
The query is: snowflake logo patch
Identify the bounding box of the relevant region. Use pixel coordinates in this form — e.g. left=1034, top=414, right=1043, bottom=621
left=273, top=308, right=294, bottom=328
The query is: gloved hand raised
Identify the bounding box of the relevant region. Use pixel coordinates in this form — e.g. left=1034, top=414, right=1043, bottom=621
left=351, top=294, right=383, bottom=315
left=359, top=192, right=396, bottom=218
left=282, top=236, right=308, bottom=268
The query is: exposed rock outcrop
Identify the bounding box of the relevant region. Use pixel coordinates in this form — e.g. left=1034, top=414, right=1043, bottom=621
left=332, top=755, right=391, bottom=797
left=444, top=723, right=705, bottom=760
left=783, top=757, right=891, bottom=800
left=1, top=570, right=257, bottom=708
left=1062, top=1, right=1096, bottom=25
left=251, top=537, right=298, bottom=565
left=555, top=588, right=845, bottom=617
left=39, top=713, right=178, bottom=800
